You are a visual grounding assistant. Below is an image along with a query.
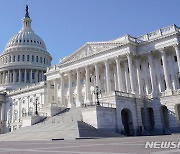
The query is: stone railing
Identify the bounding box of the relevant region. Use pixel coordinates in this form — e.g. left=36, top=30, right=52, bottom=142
left=22, top=112, right=47, bottom=117
left=172, top=89, right=180, bottom=95
left=115, top=91, right=136, bottom=98
left=136, top=24, right=178, bottom=43
left=113, top=34, right=136, bottom=44
left=47, top=65, right=58, bottom=72
left=159, top=89, right=180, bottom=97
left=8, top=81, right=46, bottom=95
left=81, top=102, right=116, bottom=108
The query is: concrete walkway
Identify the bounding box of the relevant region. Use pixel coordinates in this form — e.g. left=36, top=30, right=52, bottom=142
left=0, top=135, right=180, bottom=154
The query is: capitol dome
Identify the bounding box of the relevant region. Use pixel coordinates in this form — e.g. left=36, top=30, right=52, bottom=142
left=5, top=29, right=47, bottom=51
left=0, top=5, right=52, bottom=90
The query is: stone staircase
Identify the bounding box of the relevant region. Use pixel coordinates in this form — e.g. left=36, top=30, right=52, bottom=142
left=0, top=107, right=121, bottom=141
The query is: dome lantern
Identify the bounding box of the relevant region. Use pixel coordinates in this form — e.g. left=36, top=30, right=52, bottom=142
left=21, top=5, right=32, bottom=32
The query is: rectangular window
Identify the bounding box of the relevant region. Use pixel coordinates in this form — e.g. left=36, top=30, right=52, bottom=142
left=64, top=83, right=68, bottom=89
left=36, top=56, right=38, bottom=62
left=174, top=56, right=177, bottom=62
left=32, top=56, right=34, bottom=62
left=32, top=72, right=35, bottom=80
left=21, top=72, right=24, bottom=82
left=40, top=57, right=42, bottom=63
left=27, top=55, right=29, bottom=61
left=13, top=56, right=15, bottom=62
left=22, top=55, right=25, bottom=61
left=160, top=59, right=163, bottom=65
left=72, top=81, right=76, bottom=87
left=16, top=73, right=19, bottom=82
left=80, top=79, right=84, bottom=85
left=18, top=55, right=20, bottom=61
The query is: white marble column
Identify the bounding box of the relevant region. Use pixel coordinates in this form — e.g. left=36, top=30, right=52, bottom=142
left=53, top=79, right=58, bottom=104
left=135, top=56, right=143, bottom=96
left=0, top=72, right=1, bottom=84
left=41, top=71, right=43, bottom=81
left=7, top=71, right=10, bottom=84
left=113, top=65, right=118, bottom=90
left=2, top=72, right=5, bottom=84
left=127, top=53, right=135, bottom=94
left=5, top=72, right=7, bottom=84
left=124, top=62, right=130, bottom=93
left=160, top=49, right=172, bottom=91
left=13, top=70, right=16, bottom=83
left=115, top=56, right=123, bottom=91
left=76, top=68, right=81, bottom=107
left=148, top=53, right=158, bottom=96
left=94, top=63, right=100, bottom=88
left=68, top=72, right=72, bottom=108
left=30, top=70, right=33, bottom=83
left=19, top=69, right=21, bottom=83
left=173, top=44, right=180, bottom=74
left=85, top=66, right=90, bottom=103
left=9, top=71, right=12, bottom=83
left=18, top=98, right=21, bottom=122
left=105, top=60, right=111, bottom=93
left=60, top=73, right=64, bottom=107
left=36, top=70, right=38, bottom=82
left=24, top=69, right=27, bottom=83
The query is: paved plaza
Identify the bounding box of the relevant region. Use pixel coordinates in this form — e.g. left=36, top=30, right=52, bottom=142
left=0, top=135, right=179, bottom=154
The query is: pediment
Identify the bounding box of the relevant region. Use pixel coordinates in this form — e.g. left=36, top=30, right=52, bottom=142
left=60, top=42, right=120, bottom=64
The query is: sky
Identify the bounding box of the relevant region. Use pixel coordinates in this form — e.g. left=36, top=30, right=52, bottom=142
left=0, top=0, right=180, bottom=64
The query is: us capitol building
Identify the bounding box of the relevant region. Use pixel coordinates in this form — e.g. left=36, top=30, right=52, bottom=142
left=0, top=6, right=179, bottom=140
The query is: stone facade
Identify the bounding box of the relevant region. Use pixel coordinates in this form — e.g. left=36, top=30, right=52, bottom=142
left=0, top=6, right=180, bottom=136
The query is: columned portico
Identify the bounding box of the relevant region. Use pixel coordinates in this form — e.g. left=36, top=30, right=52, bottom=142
left=160, top=48, right=172, bottom=91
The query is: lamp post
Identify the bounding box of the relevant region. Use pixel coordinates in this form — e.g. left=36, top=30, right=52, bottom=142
left=94, top=86, right=101, bottom=106
left=33, top=98, right=39, bottom=115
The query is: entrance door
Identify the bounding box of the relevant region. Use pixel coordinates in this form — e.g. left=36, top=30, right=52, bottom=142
left=121, top=109, right=133, bottom=136
left=147, top=107, right=155, bottom=130
left=161, top=105, right=169, bottom=128
left=177, top=104, right=180, bottom=125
